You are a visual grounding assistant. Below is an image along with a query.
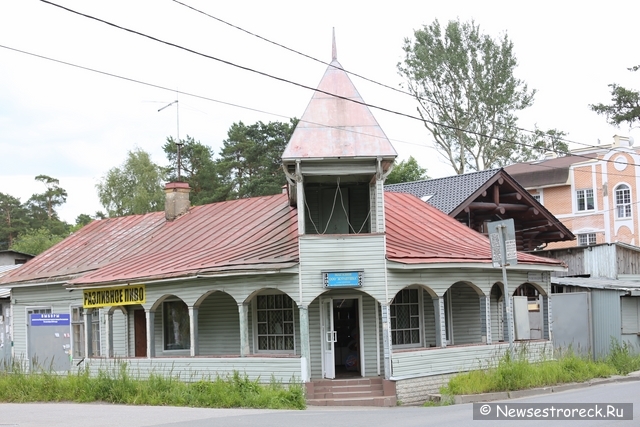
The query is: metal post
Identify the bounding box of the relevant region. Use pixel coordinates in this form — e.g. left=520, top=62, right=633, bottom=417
left=498, top=225, right=515, bottom=356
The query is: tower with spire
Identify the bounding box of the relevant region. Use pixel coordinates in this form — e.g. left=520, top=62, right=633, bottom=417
left=282, top=30, right=398, bottom=380
left=282, top=29, right=397, bottom=236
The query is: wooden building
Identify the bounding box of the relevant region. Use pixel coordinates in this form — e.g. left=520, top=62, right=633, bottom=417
left=0, top=36, right=565, bottom=406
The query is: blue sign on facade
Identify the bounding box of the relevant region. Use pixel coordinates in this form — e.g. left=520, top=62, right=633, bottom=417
left=323, top=271, right=363, bottom=288
left=30, top=313, right=71, bottom=326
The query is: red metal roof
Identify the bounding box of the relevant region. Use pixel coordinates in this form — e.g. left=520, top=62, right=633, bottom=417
left=2, top=213, right=167, bottom=284
left=1, top=193, right=561, bottom=288
left=1, top=195, right=299, bottom=287
left=384, top=192, right=563, bottom=267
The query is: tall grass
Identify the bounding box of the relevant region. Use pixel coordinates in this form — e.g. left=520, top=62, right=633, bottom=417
left=0, top=363, right=305, bottom=409
left=441, top=340, right=640, bottom=396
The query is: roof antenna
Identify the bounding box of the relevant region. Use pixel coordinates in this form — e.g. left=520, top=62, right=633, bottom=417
left=332, top=27, right=337, bottom=61
left=158, top=91, right=182, bottom=181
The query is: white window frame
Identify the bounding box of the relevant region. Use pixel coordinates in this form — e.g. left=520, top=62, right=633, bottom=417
left=578, top=233, right=597, bottom=246
left=615, top=184, right=632, bottom=219
left=162, top=299, right=191, bottom=352
left=71, top=306, right=85, bottom=358
left=390, top=287, right=423, bottom=349
left=71, top=306, right=101, bottom=357
left=576, top=188, right=594, bottom=212
left=252, top=292, right=296, bottom=354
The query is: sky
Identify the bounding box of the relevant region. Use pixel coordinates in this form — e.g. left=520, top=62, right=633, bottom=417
left=1, top=0, right=639, bottom=224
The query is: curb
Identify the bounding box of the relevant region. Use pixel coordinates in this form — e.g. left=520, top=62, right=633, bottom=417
left=433, top=372, right=640, bottom=405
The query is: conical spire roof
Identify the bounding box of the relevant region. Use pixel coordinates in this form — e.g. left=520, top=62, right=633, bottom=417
left=282, top=30, right=397, bottom=162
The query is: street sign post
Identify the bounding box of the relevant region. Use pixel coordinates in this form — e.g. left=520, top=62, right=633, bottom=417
left=487, top=219, right=517, bottom=355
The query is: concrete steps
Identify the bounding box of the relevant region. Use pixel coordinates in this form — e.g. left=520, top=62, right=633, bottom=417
left=306, top=377, right=397, bottom=407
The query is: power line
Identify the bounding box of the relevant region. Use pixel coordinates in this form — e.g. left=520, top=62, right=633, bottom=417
left=0, top=43, right=434, bottom=153
left=37, top=0, right=627, bottom=170
left=1, top=52, right=636, bottom=238
left=171, top=0, right=608, bottom=153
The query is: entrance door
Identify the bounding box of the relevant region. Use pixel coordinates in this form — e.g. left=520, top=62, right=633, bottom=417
left=134, top=309, right=147, bottom=357
left=320, top=298, right=336, bottom=379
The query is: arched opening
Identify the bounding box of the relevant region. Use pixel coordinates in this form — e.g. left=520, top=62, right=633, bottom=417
left=512, top=283, right=546, bottom=340
left=246, top=289, right=298, bottom=354
left=196, top=291, right=240, bottom=356
left=490, top=283, right=504, bottom=343
left=443, top=282, right=484, bottom=345
left=388, top=285, right=438, bottom=349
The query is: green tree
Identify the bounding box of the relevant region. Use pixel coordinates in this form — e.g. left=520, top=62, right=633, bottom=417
left=0, top=193, right=29, bottom=250
left=163, top=135, right=221, bottom=205
left=9, top=227, right=65, bottom=255
left=525, top=127, right=570, bottom=159
left=215, top=119, right=298, bottom=199
left=96, top=148, right=167, bottom=217
left=386, top=156, right=430, bottom=184
left=24, top=175, right=70, bottom=236
left=30, top=175, right=67, bottom=220
left=590, top=65, right=640, bottom=128
left=398, top=19, right=536, bottom=174
left=75, top=214, right=94, bottom=227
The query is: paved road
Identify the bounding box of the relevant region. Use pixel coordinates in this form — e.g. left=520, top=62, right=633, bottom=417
left=0, top=381, right=638, bottom=427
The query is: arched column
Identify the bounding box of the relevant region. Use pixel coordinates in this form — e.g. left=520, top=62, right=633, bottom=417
left=380, top=303, right=393, bottom=379
left=433, top=297, right=446, bottom=348
left=298, top=305, right=310, bottom=382
left=480, top=296, right=491, bottom=344
left=238, top=303, right=250, bottom=357
left=146, top=309, right=155, bottom=358
left=83, top=309, right=93, bottom=357
left=105, top=311, right=113, bottom=358
left=189, top=306, right=199, bottom=357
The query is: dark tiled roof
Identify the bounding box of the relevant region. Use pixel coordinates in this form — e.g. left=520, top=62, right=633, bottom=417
left=385, top=169, right=502, bottom=214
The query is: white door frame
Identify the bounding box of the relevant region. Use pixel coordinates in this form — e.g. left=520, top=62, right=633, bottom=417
left=319, top=294, right=364, bottom=379
left=320, top=297, right=336, bottom=379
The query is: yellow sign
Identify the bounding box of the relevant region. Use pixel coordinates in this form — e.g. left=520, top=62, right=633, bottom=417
left=83, top=285, right=145, bottom=308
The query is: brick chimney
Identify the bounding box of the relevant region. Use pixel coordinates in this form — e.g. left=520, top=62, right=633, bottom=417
left=164, top=182, right=191, bottom=221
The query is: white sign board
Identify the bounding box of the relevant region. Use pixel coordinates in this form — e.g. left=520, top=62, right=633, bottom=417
left=487, top=219, right=517, bottom=267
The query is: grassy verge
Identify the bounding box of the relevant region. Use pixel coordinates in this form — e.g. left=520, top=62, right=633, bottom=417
left=439, top=341, right=640, bottom=399
left=0, top=363, right=306, bottom=409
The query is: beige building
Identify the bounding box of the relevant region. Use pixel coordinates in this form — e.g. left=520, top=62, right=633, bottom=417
left=507, top=135, right=639, bottom=249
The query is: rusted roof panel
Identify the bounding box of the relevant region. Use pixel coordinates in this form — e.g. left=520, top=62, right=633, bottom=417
left=71, top=195, right=299, bottom=286
left=1, top=214, right=167, bottom=284
left=282, top=57, right=397, bottom=161
left=1, top=195, right=299, bottom=287
left=1, top=193, right=561, bottom=288
left=384, top=192, right=564, bottom=267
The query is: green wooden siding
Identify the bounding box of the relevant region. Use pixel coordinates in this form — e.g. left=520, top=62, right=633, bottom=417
left=198, top=292, right=240, bottom=355
left=450, top=283, right=482, bottom=345
left=391, top=341, right=551, bottom=379
left=83, top=357, right=302, bottom=383
left=422, top=290, right=436, bottom=347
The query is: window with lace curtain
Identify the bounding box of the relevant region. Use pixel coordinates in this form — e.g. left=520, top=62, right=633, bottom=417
left=255, top=294, right=295, bottom=352
left=390, top=288, right=422, bottom=347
